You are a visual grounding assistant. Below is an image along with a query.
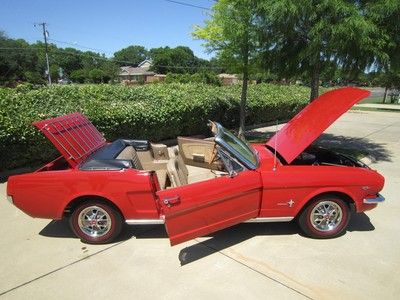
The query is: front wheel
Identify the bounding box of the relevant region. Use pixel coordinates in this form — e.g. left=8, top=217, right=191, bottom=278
left=70, top=201, right=123, bottom=244
left=298, top=195, right=350, bottom=239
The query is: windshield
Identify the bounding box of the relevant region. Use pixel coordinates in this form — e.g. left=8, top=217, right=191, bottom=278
left=213, top=122, right=259, bottom=170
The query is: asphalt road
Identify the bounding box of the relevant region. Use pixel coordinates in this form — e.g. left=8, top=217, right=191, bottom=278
left=1, top=110, right=399, bottom=299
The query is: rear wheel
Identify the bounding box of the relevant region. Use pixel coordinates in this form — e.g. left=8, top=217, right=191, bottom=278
left=70, top=201, right=123, bottom=244
left=298, top=195, right=350, bottom=239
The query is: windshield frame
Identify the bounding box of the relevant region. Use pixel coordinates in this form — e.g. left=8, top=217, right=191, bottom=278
left=213, top=122, right=259, bottom=170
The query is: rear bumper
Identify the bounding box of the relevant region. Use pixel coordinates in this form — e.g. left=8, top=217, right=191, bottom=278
left=363, top=194, right=385, bottom=204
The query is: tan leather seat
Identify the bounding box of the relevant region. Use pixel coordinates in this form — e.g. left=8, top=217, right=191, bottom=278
left=155, top=169, right=168, bottom=190
left=167, top=156, right=189, bottom=187
left=116, top=146, right=143, bottom=169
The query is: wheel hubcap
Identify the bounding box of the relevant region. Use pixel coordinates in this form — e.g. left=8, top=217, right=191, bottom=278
left=310, top=201, right=343, bottom=232
left=78, top=206, right=111, bottom=237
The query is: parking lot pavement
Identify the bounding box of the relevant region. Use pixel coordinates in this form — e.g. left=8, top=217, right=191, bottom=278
left=1, top=110, right=399, bottom=299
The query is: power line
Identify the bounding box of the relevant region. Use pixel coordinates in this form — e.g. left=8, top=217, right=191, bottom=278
left=163, top=0, right=211, bottom=11
left=48, top=38, right=111, bottom=54
left=0, top=47, right=38, bottom=51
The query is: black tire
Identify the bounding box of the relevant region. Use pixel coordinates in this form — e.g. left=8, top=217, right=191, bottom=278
left=70, top=201, right=123, bottom=244
left=298, top=195, right=350, bottom=239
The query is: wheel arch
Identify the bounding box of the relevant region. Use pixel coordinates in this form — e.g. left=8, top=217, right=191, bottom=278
left=296, top=190, right=356, bottom=218
left=63, top=195, right=124, bottom=220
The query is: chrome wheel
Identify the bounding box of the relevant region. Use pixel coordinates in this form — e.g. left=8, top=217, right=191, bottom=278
left=309, top=201, right=343, bottom=232
left=78, top=206, right=112, bottom=237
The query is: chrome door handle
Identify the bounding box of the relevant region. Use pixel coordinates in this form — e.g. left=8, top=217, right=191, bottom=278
left=163, top=196, right=181, bottom=207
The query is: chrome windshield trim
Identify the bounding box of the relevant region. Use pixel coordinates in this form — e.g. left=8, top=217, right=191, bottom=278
left=363, top=194, right=385, bottom=204
left=244, top=217, right=294, bottom=223
left=214, top=123, right=258, bottom=170
left=125, top=219, right=165, bottom=225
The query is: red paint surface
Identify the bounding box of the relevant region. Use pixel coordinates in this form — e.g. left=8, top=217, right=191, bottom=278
left=267, top=87, right=370, bottom=164
left=33, top=113, right=106, bottom=167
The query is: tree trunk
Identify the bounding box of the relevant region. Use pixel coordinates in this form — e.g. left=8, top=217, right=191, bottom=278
left=382, top=86, right=388, bottom=103
left=238, top=65, right=249, bottom=140
left=309, top=62, right=321, bottom=102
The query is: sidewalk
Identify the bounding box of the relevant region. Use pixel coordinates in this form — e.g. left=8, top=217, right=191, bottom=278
left=355, top=103, right=400, bottom=110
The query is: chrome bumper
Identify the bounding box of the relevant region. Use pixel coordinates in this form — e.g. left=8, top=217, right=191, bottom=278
left=363, top=194, right=385, bottom=204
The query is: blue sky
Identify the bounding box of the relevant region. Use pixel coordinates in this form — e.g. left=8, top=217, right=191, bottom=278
left=0, top=0, right=214, bottom=59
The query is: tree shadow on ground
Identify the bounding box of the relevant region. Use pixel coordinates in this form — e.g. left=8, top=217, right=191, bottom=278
left=315, top=133, right=392, bottom=163
left=245, top=130, right=392, bottom=163
left=39, top=212, right=374, bottom=265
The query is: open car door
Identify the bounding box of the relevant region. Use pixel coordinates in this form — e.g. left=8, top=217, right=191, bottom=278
left=156, top=170, right=262, bottom=246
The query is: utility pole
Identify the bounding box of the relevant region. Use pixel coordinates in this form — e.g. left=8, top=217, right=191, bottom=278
left=35, top=22, right=51, bottom=85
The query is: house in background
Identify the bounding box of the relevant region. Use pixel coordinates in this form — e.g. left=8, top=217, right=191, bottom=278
left=218, top=73, right=240, bottom=85
left=119, top=60, right=165, bottom=84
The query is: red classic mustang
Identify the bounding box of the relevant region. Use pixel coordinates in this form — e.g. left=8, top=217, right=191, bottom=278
left=6, top=87, right=385, bottom=244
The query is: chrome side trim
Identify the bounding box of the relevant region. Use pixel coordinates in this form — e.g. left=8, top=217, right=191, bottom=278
left=363, top=194, right=385, bottom=204
left=125, top=219, right=165, bottom=225
left=125, top=217, right=294, bottom=225
left=245, top=217, right=294, bottom=223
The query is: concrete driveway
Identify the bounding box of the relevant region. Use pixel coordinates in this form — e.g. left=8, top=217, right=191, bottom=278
left=1, top=110, right=399, bottom=299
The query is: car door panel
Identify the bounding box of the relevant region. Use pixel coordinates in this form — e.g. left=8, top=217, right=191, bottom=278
left=157, top=170, right=262, bottom=245
left=177, top=137, right=220, bottom=170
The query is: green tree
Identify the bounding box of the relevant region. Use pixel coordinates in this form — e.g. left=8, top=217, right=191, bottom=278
left=113, top=45, right=148, bottom=66
left=88, top=68, right=105, bottom=83
left=367, top=0, right=400, bottom=103
left=0, top=32, right=41, bottom=85
left=100, top=60, right=120, bottom=83
left=149, top=46, right=204, bottom=74
left=258, top=0, right=385, bottom=101
left=70, top=69, right=87, bottom=83
left=193, top=0, right=261, bottom=139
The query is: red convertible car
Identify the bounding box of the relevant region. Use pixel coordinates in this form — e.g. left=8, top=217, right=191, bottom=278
left=6, top=87, right=385, bottom=245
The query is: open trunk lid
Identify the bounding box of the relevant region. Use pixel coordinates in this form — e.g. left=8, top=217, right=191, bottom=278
left=33, top=113, right=106, bottom=167
left=266, top=87, right=370, bottom=164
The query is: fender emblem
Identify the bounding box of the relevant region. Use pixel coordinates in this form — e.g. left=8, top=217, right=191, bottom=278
left=278, top=199, right=295, bottom=208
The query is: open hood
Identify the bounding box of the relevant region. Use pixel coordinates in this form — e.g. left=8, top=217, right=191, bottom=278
left=33, top=113, right=106, bottom=167
left=266, top=87, right=370, bottom=164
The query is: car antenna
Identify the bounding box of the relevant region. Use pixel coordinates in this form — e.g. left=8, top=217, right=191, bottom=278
left=273, top=120, right=278, bottom=171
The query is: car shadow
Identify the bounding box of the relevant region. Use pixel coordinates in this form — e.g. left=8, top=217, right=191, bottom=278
left=39, top=213, right=375, bottom=265
left=347, top=212, right=375, bottom=232
left=177, top=213, right=375, bottom=265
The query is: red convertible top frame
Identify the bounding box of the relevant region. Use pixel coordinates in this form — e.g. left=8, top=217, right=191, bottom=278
left=33, top=113, right=106, bottom=167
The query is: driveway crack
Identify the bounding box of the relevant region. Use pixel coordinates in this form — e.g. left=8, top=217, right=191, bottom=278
left=0, top=241, right=126, bottom=296
left=362, top=121, right=400, bottom=139
left=194, top=239, right=314, bottom=300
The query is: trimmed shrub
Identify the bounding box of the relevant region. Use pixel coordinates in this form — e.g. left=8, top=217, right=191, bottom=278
left=0, top=83, right=309, bottom=170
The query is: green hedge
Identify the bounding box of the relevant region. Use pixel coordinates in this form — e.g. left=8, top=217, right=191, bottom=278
left=0, top=83, right=310, bottom=170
